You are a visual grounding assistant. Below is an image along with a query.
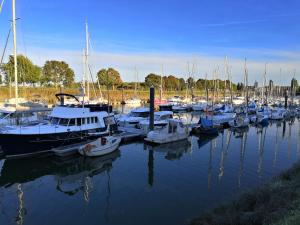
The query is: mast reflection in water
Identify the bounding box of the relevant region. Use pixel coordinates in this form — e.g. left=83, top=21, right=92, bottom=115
left=0, top=119, right=300, bottom=225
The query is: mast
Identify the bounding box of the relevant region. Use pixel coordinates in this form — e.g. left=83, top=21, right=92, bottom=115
left=12, top=0, right=18, bottom=105
left=223, top=56, right=227, bottom=104
left=160, top=64, right=164, bottom=102
left=263, top=63, right=267, bottom=104
left=244, top=58, right=249, bottom=113
left=85, top=21, right=90, bottom=100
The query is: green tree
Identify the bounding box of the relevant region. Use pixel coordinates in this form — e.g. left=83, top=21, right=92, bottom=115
left=97, top=68, right=122, bottom=89
left=145, top=73, right=161, bottom=88
left=187, top=77, right=195, bottom=89
left=1, top=55, right=41, bottom=85
left=42, top=60, right=75, bottom=87
left=291, top=78, right=298, bottom=90
left=165, top=75, right=178, bottom=91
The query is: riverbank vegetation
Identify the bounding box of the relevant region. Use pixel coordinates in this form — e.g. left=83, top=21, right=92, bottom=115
left=190, top=162, right=300, bottom=225
left=1, top=54, right=299, bottom=103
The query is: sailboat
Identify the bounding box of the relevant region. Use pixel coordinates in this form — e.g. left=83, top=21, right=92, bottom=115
left=124, top=67, right=141, bottom=106
left=0, top=0, right=48, bottom=126
left=64, top=22, right=107, bottom=105
left=229, top=59, right=250, bottom=128
left=155, top=65, right=168, bottom=106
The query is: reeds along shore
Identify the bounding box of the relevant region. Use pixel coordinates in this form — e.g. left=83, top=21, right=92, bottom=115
left=190, top=162, right=300, bottom=225
left=0, top=87, right=210, bottom=105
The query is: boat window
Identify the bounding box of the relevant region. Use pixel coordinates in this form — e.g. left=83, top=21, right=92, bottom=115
left=60, top=118, right=69, bottom=126
left=87, top=117, right=91, bottom=124
left=95, top=117, right=98, bottom=123
left=77, top=118, right=82, bottom=126
left=130, top=112, right=149, bottom=118
left=160, top=115, right=172, bottom=120
left=51, top=117, right=60, bottom=125
left=91, top=117, right=94, bottom=123
left=69, top=119, right=76, bottom=126
left=168, top=124, right=177, bottom=133
left=82, top=118, right=86, bottom=125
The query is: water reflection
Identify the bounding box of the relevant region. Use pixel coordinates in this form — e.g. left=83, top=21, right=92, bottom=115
left=0, top=151, right=120, bottom=225
left=144, top=141, right=192, bottom=187
left=0, top=151, right=120, bottom=188
left=0, top=117, right=300, bottom=225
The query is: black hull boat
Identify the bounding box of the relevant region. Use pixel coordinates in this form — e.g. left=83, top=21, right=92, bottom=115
left=0, top=128, right=107, bottom=158
left=0, top=93, right=115, bottom=159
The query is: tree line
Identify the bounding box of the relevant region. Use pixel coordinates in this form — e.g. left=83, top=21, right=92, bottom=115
left=1, top=54, right=298, bottom=93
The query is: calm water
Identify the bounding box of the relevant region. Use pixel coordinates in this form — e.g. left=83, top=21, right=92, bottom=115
left=0, top=115, right=300, bottom=225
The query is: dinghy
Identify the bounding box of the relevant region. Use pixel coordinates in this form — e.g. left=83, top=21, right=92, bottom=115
left=78, top=136, right=121, bottom=157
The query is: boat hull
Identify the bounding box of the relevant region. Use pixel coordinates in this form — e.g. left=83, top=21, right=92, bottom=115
left=0, top=129, right=106, bottom=158
left=78, top=138, right=121, bottom=157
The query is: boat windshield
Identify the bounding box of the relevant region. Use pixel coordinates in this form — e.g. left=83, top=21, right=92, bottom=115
left=130, top=112, right=149, bottom=118
left=0, top=112, right=10, bottom=119
left=155, top=114, right=172, bottom=120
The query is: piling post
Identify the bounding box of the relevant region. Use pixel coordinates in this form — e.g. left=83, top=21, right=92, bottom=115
left=284, top=89, right=288, bottom=109
left=149, top=86, right=155, bottom=131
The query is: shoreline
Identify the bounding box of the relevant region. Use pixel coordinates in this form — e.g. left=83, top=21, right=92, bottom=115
left=190, top=161, right=300, bottom=225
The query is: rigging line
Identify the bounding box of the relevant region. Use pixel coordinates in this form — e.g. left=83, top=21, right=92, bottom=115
left=0, top=0, right=4, bottom=14
left=88, top=64, right=98, bottom=99
left=0, top=26, right=11, bottom=64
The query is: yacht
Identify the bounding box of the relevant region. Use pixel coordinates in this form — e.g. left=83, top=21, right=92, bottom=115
left=144, top=119, right=190, bottom=144
left=0, top=94, right=111, bottom=158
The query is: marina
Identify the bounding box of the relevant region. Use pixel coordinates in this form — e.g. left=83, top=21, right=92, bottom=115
left=0, top=112, right=300, bottom=225
left=0, top=0, right=300, bottom=224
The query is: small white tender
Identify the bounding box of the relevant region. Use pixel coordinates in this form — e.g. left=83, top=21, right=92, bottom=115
left=78, top=136, right=121, bottom=157
left=144, top=119, right=190, bottom=144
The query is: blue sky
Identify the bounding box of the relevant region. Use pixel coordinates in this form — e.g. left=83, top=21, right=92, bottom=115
left=0, top=0, right=300, bottom=84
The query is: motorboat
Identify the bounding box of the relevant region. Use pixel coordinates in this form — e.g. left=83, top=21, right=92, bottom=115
left=78, top=136, right=121, bottom=157
left=0, top=93, right=111, bottom=158
left=124, top=97, right=141, bottom=106
left=144, top=119, right=190, bottom=144
left=139, top=111, right=173, bottom=134
left=117, top=107, right=149, bottom=129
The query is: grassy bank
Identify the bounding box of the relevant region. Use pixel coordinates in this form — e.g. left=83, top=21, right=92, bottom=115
left=0, top=87, right=209, bottom=104
left=190, top=162, right=300, bottom=225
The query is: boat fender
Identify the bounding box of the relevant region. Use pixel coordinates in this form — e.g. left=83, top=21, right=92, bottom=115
left=101, top=137, right=107, bottom=145
left=84, top=144, right=95, bottom=153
